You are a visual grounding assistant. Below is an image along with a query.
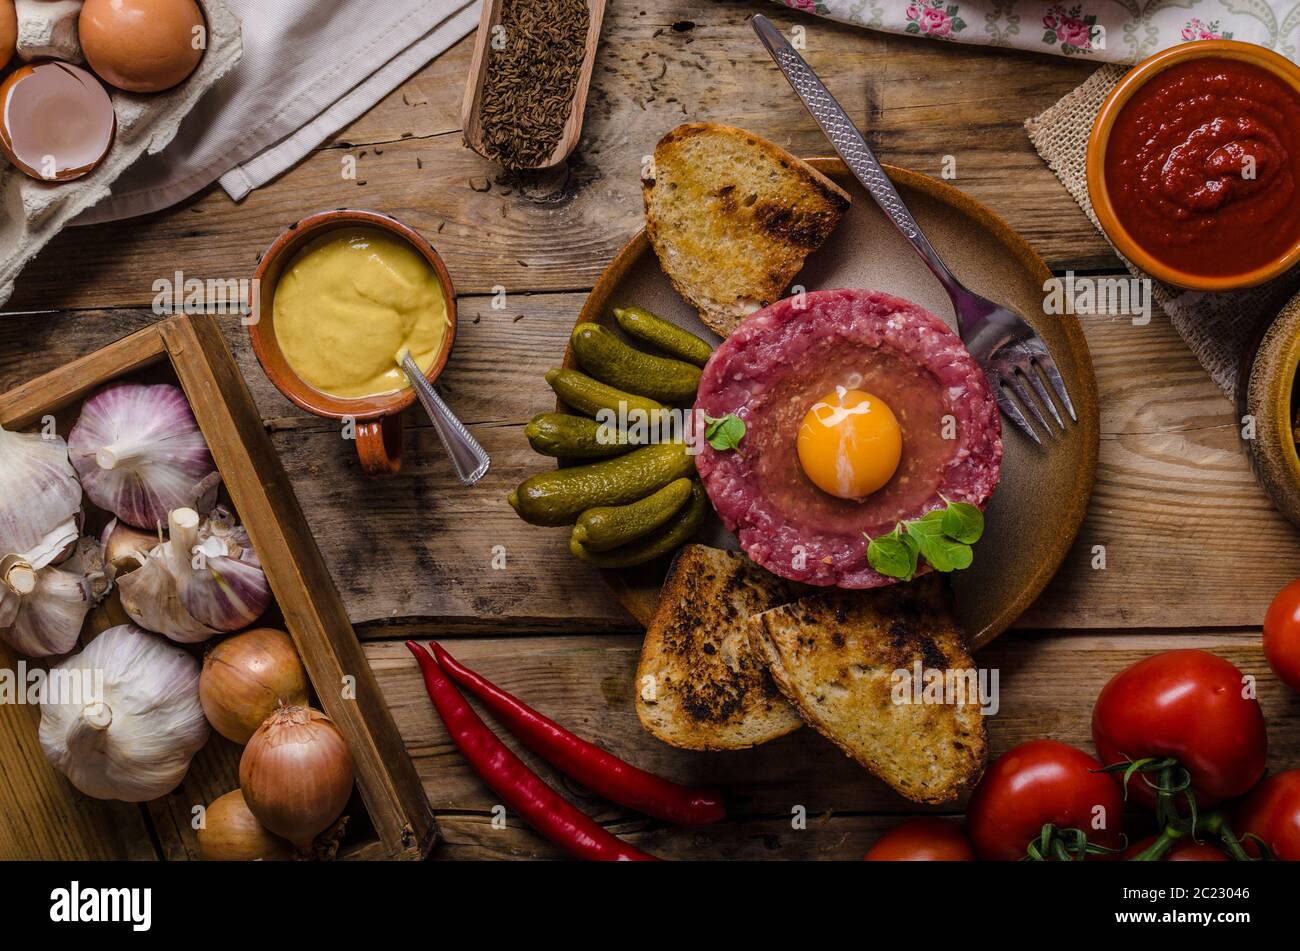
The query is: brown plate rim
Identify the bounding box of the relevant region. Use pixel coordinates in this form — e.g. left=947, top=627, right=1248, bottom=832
left=566, top=159, right=1101, bottom=649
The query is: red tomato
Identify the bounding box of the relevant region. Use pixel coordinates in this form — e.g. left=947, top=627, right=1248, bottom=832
left=864, top=817, right=975, bottom=861
left=1092, top=650, right=1266, bottom=810
left=1122, top=833, right=1230, bottom=861
left=1264, top=580, right=1300, bottom=690
left=967, top=739, right=1125, bottom=861
left=1235, top=770, right=1300, bottom=861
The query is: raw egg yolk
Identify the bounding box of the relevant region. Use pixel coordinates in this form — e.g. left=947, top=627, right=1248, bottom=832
left=796, top=388, right=902, bottom=500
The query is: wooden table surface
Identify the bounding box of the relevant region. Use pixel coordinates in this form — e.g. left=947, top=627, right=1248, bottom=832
left=5, top=0, right=1300, bottom=860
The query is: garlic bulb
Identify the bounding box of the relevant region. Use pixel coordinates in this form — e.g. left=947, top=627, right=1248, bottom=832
left=0, top=424, right=82, bottom=571
left=68, top=383, right=218, bottom=532
left=118, top=507, right=272, bottom=643
left=0, top=538, right=109, bottom=657
left=39, top=624, right=210, bottom=802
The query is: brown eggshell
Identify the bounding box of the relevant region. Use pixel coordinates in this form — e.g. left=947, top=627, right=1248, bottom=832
left=0, top=61, right=116, bottom=181
left=0, top=0, right=15, bottom=72
left=80, top=0, right=206, bottom=93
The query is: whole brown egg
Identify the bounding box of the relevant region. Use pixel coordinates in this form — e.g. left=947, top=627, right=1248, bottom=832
left=0, top=0, right=16, bottom=72
left=80, top=0, right=207, bottom=93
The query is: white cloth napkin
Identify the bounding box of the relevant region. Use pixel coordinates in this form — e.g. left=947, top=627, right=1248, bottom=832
left=78, top=0, right=480, bottom=225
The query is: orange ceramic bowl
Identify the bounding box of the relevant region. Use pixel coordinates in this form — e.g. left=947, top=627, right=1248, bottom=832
left=249, top=209, right=457, bottom=478
left=1087, top=40, right=1300, bottom=291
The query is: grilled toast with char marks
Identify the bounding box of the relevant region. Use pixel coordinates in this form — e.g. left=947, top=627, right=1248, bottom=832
left=635, top=544, right=803, bottom=750
left=641, top=123, right=850, bottom=337
left=749, top=576, right=987, bottom=803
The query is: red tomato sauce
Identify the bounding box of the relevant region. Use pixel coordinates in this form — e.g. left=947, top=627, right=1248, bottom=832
left=1104, top=57, right=1300, bottom=277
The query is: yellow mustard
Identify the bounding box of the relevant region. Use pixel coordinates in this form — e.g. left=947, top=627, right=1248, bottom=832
left=273, top=227, right=449, bottom=400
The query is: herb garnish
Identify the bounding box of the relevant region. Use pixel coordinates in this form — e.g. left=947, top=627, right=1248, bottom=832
left=703, top=413, right=746, bottom=453
left=865, top=498, right=984, bottom=581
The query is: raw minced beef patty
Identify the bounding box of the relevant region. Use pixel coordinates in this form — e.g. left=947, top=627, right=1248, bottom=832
left=694, top=288, right=1002, bottom=588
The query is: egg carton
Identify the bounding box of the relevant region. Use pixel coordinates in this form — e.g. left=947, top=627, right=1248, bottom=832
left=0, top=0, right=243, bottom=307
left=16, top=0, right=84, bottom=63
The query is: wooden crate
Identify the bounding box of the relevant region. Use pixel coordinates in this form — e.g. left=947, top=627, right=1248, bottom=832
left=0, top=315, right=436, bottom=861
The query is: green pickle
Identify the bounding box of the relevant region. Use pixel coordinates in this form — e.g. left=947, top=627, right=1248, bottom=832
left=545, top=368, right=665, bottom=422
left=572, top=477, right=694, bottom=551
left=613, top=306, right=714, bottom=368
left=570, top=322, right=702, bottom=403
left=569, top=480, right=708, bottom=567
left=508, top=442, right=695, bottom=526
left=525, top=412, right=636, bottom=459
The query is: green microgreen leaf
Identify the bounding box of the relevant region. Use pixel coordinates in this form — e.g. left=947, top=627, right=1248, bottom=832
left=865, top=525, right=919, bottom=581
left=863, top=502, right=983, bottom=578
left=703, top=413, right=746, bottom=453
left=940, top=497, right=985, bottom=544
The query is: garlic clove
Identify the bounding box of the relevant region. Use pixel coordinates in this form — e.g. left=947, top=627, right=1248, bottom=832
left=100, top=518, right=159, bottom=577
left=68, top=383, right=217, bottom=532
left=62, top=536, right=110, bottom=603
left=181, top=554, right=272, bottom=632
left=117, top=546, right=221, bottom=644
left=39, top=624, right=210, bottom=801
left=0, top=425, right=83, bottom=570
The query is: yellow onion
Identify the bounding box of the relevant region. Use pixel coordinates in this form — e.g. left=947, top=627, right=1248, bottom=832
left=240, top=705, right=354, bottom=851
left=200, top=628, right=309, bottom=744
left=197, top=789, right=295, bottom=861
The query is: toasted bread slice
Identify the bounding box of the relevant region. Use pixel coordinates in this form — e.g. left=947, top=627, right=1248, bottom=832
left=636, top=544, right=803, bottom=750
left=642, top=123, right=850, bottom=337
left=749, top=577, right=987, bottom=803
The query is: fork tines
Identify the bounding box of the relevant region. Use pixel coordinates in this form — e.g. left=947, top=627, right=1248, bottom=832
left=993, top=344, right=1076, bottom=446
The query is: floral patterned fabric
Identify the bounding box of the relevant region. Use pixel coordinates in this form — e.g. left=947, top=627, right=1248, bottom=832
left=774, top=0, right=1296, bottom=64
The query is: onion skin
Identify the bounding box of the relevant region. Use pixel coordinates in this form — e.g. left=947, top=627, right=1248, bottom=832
left=198, top=789, right=294, bottom=862
left=200, top=628, right=309, bottom=744
left=240, top=705, right=354, bottom=851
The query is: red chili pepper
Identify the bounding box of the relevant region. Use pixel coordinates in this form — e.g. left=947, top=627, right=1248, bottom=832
left=405, top=641, right=658, bottom=862
left=429, top=640, right=726, bottom=826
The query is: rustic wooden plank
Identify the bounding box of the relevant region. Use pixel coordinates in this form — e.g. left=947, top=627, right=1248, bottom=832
left=0, top=323, right=168, bottom=428
left=432, top=812, right=906, bottom=861
left=2, top=284, right=1298, bottom=632
left=1018, top=309, right=1281, bottom=628
left=369, top=629, right=1300, bottom=859
left=4, top=0, right=1112, bottom=313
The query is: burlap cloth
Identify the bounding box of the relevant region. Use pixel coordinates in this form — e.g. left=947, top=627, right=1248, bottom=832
left=1026, top=66, right=1300, bottom=397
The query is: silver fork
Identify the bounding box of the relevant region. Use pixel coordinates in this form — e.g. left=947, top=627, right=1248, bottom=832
left=752, top=15, right=1075, bottom=444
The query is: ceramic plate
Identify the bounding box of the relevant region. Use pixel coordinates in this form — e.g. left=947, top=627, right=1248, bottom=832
left=565, top=160, right=1100, bottom=648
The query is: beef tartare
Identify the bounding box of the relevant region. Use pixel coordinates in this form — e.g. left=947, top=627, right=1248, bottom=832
left=694, top=288, right=1002, bottom=588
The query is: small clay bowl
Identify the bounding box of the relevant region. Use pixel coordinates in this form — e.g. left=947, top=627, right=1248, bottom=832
left=249, top=210, right=457, bottom=478
left=1245, top=290, right=1300, bottom=529
left=1087, top=40, right=1300, bottom=292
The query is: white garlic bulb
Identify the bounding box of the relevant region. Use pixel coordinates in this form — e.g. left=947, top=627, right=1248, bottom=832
left=0, top=538, right=109, bottom=657
left=39, top=624, right=210, bottom=802
left=117, top=507, right=271, bottom=643
left=0, top=424, right=82, bottom=571
left=68, top=383, right=218, bottom=532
